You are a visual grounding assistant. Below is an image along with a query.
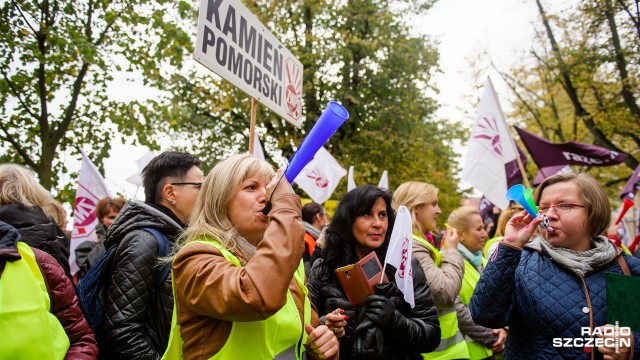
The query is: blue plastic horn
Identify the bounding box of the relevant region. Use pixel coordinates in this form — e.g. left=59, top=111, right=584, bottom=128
left=506, top=184, right=538, bottom=218
left=284, top=101, right=349, bottom=182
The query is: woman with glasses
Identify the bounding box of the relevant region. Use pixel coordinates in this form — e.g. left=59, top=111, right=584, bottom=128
left=164, top=154, right=338, bottom=359
left=471, top=173, right=640, bottom=359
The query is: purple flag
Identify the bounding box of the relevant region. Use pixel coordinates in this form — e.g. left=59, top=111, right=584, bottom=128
left=515, top=126, right=628, bottom=168
left=621, top=164, right=640, bottom=200
left=533, top=165, right=574, bottom=186
left=479, top=196, right=494, bottom=219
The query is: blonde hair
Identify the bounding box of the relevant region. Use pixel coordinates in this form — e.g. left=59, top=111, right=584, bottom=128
left=44, top=200, right=67, bottom=229
left=176, top=154, right=274, bottom=261
left=0, top=164, right=53, bottom=207
left=494, top=206, right=523, bottom=237
left=447, top=206, right=480, bottom=232
left=393, top=181, right=439, bottom=234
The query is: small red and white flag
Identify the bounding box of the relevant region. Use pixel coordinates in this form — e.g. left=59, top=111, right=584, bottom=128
left=294, top=147, right=346, bottom=204
left=383, top=206, right=414, bottom=308
left=70, top=150, right=113, bottom=274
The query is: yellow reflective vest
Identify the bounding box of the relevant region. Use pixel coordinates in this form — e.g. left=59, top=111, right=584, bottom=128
left=0, top=242, right=70, bottom=360
left=460, top=256, right=492, bottom=360
left=412, top=235, right=470, bottom=360
left=162, top=239, right=311, bottom=360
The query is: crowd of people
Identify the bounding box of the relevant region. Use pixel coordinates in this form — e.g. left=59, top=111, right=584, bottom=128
left=0, top=152, right=639, bottom=359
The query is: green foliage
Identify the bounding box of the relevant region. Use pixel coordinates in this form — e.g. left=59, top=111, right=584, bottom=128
left=158, top=0, right=463, bottom=218
left=504, top=0, right=639, bottom=200
left=0, top=0, right=194, bottom=201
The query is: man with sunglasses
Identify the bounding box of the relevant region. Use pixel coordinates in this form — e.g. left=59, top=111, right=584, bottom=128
left=96, top=151, right=202, bottom=359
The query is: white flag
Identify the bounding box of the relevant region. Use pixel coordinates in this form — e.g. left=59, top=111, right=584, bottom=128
left=126, top=150, right=156, bottom=186
left=461, top=77, right=518, bottom=210
left=378, top=170, right=388, bottom=189
left=384, top=206, right=414, bottom=308
left=348, top=166, right=356, bottom=192
left=252, top=135, right=266, bottom=161
left=70, top=150, right=113, bottom=274
left=294, top=147, right=347, bottom=204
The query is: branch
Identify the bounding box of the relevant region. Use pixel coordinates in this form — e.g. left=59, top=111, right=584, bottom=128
left=10, top=0, right=38, bottom=36
left=0, top=121, right=37, bottom=168
left=1, top=68, right=39, bottom=121
left=616, top=0, right=640, bottom=39
left=604, top=0, right=640, bottom=121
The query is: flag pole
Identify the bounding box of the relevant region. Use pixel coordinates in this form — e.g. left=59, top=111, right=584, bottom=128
left=516, top=153, right=531, bottom=188
left=249, top=98, right=258, bottom=154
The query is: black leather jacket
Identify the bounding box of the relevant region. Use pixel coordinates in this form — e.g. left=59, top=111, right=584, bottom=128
left=97, top=200, right=183, bottom=359
left=308, top=257, right=441, bottom=360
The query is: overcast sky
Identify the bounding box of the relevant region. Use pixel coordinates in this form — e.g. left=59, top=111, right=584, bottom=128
left=97, top=0, right=542, bottom=199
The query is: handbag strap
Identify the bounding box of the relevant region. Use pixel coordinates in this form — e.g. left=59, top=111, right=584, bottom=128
left=616, top=255, right=632, bottom=276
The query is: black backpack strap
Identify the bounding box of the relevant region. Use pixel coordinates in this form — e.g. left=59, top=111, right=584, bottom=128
left=142, top=227, right=172, bottom=289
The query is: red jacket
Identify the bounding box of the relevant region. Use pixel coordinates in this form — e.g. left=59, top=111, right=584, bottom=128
left=0, top=221, right=98, bottom=359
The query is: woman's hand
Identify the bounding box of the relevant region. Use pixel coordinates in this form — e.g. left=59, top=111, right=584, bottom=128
left=441, top=227, right=459, bottom=250
left=597, top=324, right=631, bottom=360
left=365, top=295, right=395, bottom=328
left=266, top=168, right=293, bottom=200
left=305, top=324, right=339, bottom=359
left=502, top=211, right=543, bottom=249
left=324, top=308, right=348, bottom=338
left=491, top=328, right=508, bottom=352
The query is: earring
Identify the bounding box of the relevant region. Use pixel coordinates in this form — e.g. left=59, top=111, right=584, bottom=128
left=169, top=199, right=176, bottom=205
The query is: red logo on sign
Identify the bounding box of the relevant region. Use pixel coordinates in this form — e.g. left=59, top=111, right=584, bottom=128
left=306, top=169, right=329, bottom=189
left=397, top=236, right=411, bottom=278
left=74, top=197, right=97, bottom=227
left=284, top=58, right=302, bottom=120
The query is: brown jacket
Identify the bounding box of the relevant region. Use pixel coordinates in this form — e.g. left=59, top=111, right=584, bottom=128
left=412, top=241, right=465, bottom=308
left=172, top=193, right=322, bottom=359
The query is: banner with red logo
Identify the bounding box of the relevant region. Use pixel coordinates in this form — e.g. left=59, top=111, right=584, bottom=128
left=462, top=77, right=519, bottom=210
left=384, top=206, right=414, bottom=308
left=194, top=0, right=303, bottom=127
left=293, top=147, right=346, bottom=204
left=70, top=150, right=113, bottom=274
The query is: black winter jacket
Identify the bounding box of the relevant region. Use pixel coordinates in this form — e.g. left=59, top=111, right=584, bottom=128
left=0, top=204, right=71, bottom=278
left=97, top=200, right=183, bottom=359
left=308, top=257, right=441, bottom=360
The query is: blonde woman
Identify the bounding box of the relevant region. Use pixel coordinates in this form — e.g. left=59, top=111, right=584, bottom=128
left=448, top=206, right=507, bottom=359
left=163, top=154, right=338, bottom=359
left=393, top=181, right=468, bottom=359
left=0, top=163, right=71, bottom=276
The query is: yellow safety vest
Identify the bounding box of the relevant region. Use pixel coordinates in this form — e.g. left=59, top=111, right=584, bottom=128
left=412, top=235, right=470, bottom=360
left=0, top=242, right=70, bottom=360
left=460, top=258, right=492, bottom=360
left=483, top=237, right=501, bottom=259
left=162, top=239, right=311, bottom=360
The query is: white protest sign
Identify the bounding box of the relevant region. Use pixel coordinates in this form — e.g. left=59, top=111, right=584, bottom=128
left=195, top=0, right=303, bottom=127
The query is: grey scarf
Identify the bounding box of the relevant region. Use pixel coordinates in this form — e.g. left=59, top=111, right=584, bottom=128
left=303, top=221, right=321, bottom=240
left=540, top=235, right=617, bottom=277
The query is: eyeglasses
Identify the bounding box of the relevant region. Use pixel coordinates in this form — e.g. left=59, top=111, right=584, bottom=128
left=171, top=182, right=203, bottom=189
left=538, top=203, right=585, bottom=215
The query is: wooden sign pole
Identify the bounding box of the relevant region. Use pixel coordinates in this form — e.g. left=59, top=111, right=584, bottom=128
left=249, top=98, right=258, bottom=154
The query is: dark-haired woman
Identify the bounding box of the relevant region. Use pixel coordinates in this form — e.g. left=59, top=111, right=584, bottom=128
left=307, top=185, right=441, bottom=359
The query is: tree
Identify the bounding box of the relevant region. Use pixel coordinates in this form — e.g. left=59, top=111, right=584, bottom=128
left=152, top=0, right=463, bottom=215
left=0, top=0, right=194, bottom=194
left=498, top=0, right=639, bottom=195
